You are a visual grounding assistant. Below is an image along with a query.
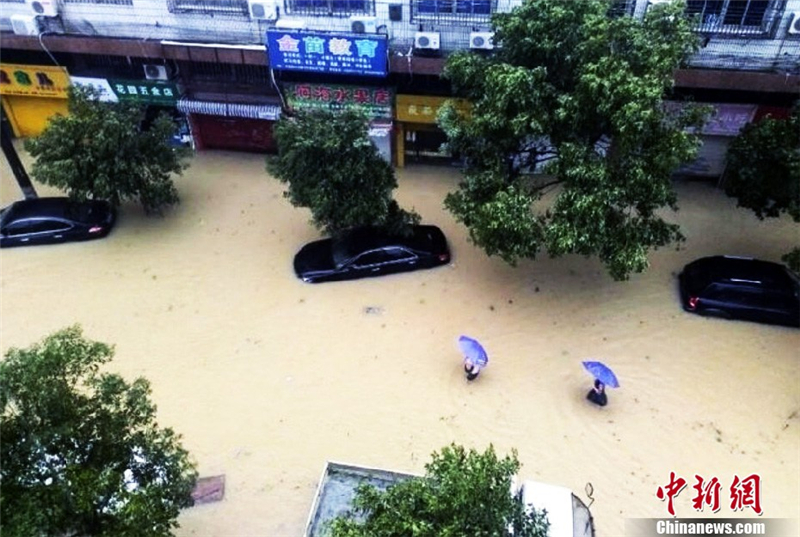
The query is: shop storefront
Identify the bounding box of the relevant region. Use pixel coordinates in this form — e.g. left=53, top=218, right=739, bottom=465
left=284, top=82, right=394, bottom=162
left=670, top=102, right=758, bottom=178
left=0, top=64, right=70, bottom=138
left=177, top=96, right=282, bottom=153
left=265, top=28, right=392, bottom=159
left=394, top=95, right=471, bottom=167
left=72, top=76, right=190, bottom=147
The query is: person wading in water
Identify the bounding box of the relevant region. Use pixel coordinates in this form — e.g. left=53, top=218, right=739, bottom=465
left=586, top=379, right=607, bottom=406
left=464, top=359, right=481, bottom=381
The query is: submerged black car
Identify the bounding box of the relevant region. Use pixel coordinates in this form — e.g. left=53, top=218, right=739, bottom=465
left=294, top=225, right=450, bottom=283
left=678, top=256, right=800, bottom=327
left=0, top=197, right=116, bottom=248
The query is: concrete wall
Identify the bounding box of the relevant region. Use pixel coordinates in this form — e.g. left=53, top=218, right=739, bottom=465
left=0, top=0, right=798, bottom=73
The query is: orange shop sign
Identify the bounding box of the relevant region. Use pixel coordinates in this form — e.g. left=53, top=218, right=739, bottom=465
left=395, top=94, right=471, bottom=124
left=0, top=64, right=70, bottom=98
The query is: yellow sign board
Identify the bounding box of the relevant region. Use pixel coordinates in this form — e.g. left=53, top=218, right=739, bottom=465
left=0, top=63, right=71, bottom=98
left=395, top=94, right=471, bottom=124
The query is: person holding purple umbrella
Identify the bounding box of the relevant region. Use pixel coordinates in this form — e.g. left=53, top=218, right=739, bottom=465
left=582, top=360, right=618, bottom=407
left=458, top=335, right=488, bottom=382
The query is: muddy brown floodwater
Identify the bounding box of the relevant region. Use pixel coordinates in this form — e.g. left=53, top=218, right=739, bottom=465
left=1, top=149, right=799, bottom=537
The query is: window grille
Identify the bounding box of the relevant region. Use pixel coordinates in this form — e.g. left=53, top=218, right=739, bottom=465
left=608, top=0, right=634, bottom=17
left=62, top=0, right=132, bottom=4
left=284, top=0, right=373, bottom=17
left=686, top=0, right=778, bottom=36
left=177, top=61, right=272, bottom=86
left=411, top=0, right=495, bottom=24
left=168, top=0, right=248, bottom=15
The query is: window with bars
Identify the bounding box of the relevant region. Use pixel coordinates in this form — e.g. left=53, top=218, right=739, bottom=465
left=69, top=0, right=132, bottom=3
left=284, top=0, right=373, bottom=16
left=608, top=0, right=635, bottom=17
left=62, top=0, right=132, bottom=4
left=76, top=0, right=132, bottom=3
left=168, top=0, right=248, bottom=15
left=411, top=0, right=495, bottom=23
left=686, top=0, right=775, bottom=34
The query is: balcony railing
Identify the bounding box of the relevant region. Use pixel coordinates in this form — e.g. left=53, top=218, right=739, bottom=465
left=686, top=0, right=782, bottom=38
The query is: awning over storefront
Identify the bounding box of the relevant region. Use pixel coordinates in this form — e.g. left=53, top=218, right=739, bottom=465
left=177, top=97, right=282, bottom=120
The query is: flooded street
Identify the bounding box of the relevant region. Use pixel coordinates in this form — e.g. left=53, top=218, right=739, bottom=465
left=1, top=149, right=798, bottom=536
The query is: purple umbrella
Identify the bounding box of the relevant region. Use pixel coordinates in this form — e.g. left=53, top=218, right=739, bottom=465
left=458, top=335, right=488, bottom=367
left=582, top=361, right=620, bottom=388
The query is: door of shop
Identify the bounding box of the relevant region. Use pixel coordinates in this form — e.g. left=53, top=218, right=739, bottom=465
left=193, top=114, right=277, bottom=153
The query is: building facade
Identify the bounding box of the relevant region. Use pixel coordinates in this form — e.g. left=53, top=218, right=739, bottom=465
left=1, top=0, right=799, bottom=167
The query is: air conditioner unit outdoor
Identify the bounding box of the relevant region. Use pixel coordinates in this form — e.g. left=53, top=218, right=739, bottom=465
left=414, top=31, right=440, bottom=50
left=11, top=14, right=40, bottom=35
left=143, top=64, right=169, bottom=81
left=469, top=31, right=494, bottom=49
left=26, top=0, right=58, bottom=17
left=788, top=11, right=800, bottom=35
left=247, top=0, right=277, bottom=21
left=349, top=15, right=377, bottom=34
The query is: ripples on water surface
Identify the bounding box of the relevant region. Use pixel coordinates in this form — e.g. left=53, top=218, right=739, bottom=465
left=1, top=151, right=798, bottom=536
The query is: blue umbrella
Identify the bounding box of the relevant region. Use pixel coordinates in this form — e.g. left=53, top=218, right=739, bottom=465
left=582, top=361, right=620, bottom=388
left=458, top=335, right=488, bottom=367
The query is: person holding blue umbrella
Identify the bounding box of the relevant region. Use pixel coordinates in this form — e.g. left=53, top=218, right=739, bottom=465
left=458, top=335, right=488, bottom=382
left=582, top=361, right=619, bottom=407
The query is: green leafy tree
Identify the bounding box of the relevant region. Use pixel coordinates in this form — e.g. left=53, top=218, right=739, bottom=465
left=268, top=109, right=419, bottom=236
left=439, top=0, right=707, bottom=280
left=0, top=326, right=198, bottom=536
left=24, top=85, right=191, bottom=214
left=327, top=444, right=550, bottom=537
left=722, top=106, right=800, bottom=271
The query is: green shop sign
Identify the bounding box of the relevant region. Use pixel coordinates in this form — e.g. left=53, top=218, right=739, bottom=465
left=109, top=79, right=179, bottom=105
left=285, top=83, right=393, bottom=119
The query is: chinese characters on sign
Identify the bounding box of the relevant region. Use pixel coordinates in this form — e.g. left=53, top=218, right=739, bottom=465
left=285, top=83, right=394, bottom=119
left=657, top=473, right=762, bottom=517
left=0, top=64, right=71, bottom=98
left=266, top=30, right=388, bottom=77
left=108, top=79, right=179, bottom=104
left=395, top=94, right=472, bottom=124
left=702, top=104, right=758, bottom=136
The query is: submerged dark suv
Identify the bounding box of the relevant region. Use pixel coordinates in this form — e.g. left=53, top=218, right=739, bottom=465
left=678, top=256, right=800, bottom=327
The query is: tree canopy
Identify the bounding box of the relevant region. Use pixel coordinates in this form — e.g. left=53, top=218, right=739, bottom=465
left=327, top=444, right=549, bottom=537
left=439, top=0, right=707, bottom=280
left=268, top=109, right=419, bottom=237
left=24, top=85, right=191, bottom=214
left=0, top=326, right=197, bottom=536
left=722, top=106, right=799, bottom=270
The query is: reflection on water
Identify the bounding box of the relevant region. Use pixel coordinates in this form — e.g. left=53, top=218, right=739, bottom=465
left=2, top=151, right=798, bottom=536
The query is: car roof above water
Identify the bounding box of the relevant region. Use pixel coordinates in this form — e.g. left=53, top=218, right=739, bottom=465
left=688, top=256, right=795, bottom=290
left=1, top=197, right=106, bottom=225
left=334, top=225, right=445, bottom=258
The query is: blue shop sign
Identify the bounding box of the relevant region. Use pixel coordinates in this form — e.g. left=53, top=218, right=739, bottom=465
left=266, top=30, right=387, bottom=78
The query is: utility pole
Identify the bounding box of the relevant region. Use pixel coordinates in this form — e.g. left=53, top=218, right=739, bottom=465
left=1, top=105, right=38, bottom=199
